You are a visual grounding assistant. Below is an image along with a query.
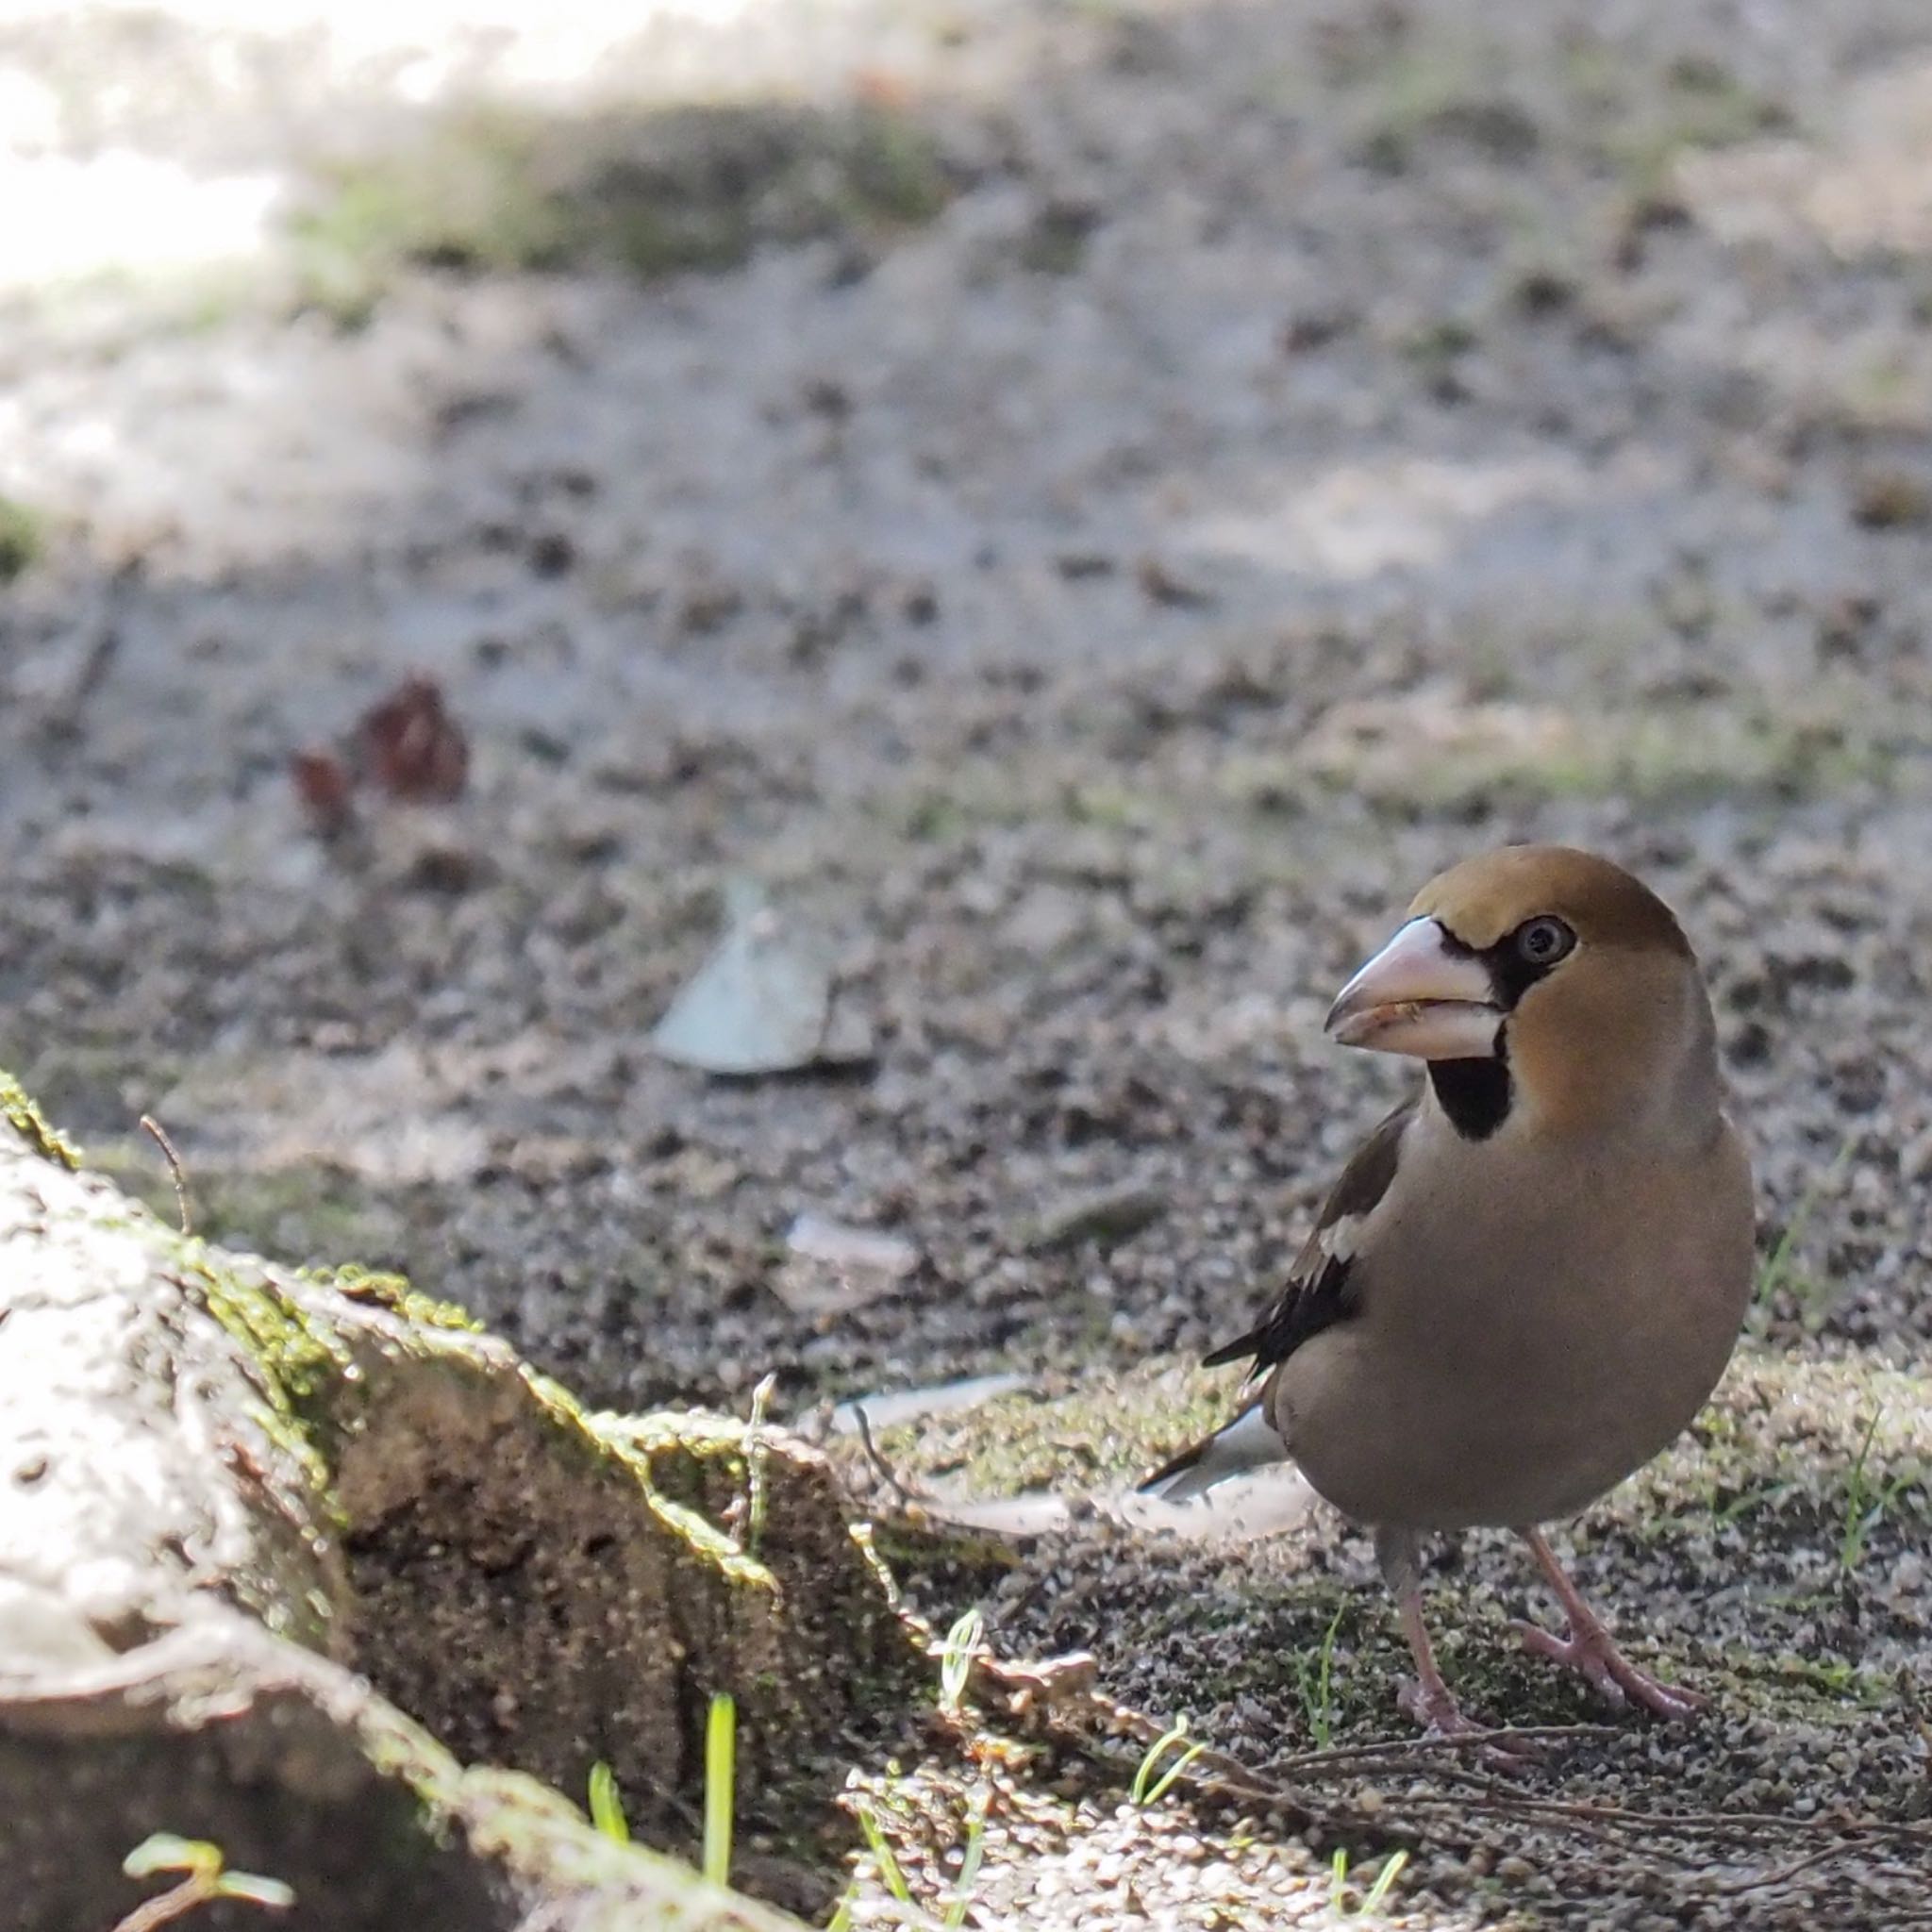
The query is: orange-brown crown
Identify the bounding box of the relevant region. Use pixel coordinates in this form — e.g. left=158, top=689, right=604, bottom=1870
left=1408, top=845, right=1691, bottom=959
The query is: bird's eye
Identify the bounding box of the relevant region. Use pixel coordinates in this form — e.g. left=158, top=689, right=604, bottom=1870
left=1515, top=916, right=1575, bottom=968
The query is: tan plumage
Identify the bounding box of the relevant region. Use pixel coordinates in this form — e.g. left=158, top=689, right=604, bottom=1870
left=1145, top=845, right=1755, bottom=1734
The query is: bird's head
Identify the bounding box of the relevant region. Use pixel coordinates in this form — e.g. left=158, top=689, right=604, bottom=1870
left=1324, top=845, right=1714, bottom=1139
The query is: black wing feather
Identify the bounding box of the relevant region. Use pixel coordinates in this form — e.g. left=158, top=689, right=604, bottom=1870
left=1201, top=1096, right=1414, bottom=1376
left=1140, top=1098, right=1416, bottom=1498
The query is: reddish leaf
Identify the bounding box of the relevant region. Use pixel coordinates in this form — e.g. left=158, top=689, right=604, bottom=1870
left=291, top=749, right=355, bottom=836
left=359, top=675, right=469, bottom=802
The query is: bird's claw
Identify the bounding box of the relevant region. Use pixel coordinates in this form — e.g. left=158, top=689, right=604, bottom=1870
left=1395, top=1678, right=1544, bottom=1767
left=1396, top=1674, right=1482, bottom=1738
left=1510, top=1619, right=1707, bottom=1721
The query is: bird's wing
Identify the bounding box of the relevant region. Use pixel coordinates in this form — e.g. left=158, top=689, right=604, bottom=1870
left=1202, top=1095, right=1413, bottom=1375
left=1140, top=1097, right=1414, bottom=1500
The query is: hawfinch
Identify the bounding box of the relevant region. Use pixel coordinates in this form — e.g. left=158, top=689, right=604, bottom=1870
left=1145, top=846, right=1755, bottom=1735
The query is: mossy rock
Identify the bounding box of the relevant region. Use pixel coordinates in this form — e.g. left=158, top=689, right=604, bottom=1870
left=0, top=1076, right=918, bottom=1928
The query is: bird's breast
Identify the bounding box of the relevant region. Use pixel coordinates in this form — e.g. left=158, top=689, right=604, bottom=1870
left=1268, top=1125, right=1754, bottom=1531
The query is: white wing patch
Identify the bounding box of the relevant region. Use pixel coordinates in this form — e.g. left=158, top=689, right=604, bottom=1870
left=1314, top=1211, right=1363, bottom=1266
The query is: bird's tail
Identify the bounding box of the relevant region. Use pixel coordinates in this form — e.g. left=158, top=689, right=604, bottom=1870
left=1138, top=1400, right=1290, bottom=1504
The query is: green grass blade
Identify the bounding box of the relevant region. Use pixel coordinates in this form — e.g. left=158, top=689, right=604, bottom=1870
left=1142, top=1739, right=1207, bottom=1807
left=856, top=1802, right=915, bottom=1906
left=1131, top=1715, right=1191, bottom=1806
left=1313, top=1603, right=1344, bottom=1748
left=216, top=1873, right=296, bottom=1909
left=704, top=1692, right=737, bottom=1887
left=942, top=1789, right=991, bottom=1930
left=587, top=1760, right=629, bottom=1843
left=124, top=1836, right=221, bottom=1882
left=1360, top=1849, right=1409, bottom=1913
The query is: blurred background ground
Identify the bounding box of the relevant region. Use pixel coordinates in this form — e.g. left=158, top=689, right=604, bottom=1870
left=2, top=0, right=1931, bottom=1924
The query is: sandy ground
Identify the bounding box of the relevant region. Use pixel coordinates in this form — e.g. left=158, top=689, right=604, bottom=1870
left=3, top=0, right=1931, bottom=1924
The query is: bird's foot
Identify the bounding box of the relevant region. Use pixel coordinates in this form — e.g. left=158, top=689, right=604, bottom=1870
left=1395, top=1678, right=1544, bottom=1766
left=1396, top=1674, right=1483, bottom=1739
left=1510, top=1619, right=1707, bottom=1721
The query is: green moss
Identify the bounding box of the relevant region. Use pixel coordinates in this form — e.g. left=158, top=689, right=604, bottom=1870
left=1345, top=42, right=1493, bottom=175
left=1707, top=1650, right=1892, bottom=1724
left=183, top=1247, right=819, bottom=1595
left=1275, top=702, right=1902, bottom=816
left=1400, top=315, right=1481, bottom=365
left=859, top=687, right=1907, bottom=881
left=840, top=1364, right=1237, bottom=1502
left=304, top=1262, right=485, bottom=1336
left=0, top=497, right=42, bottom=582
left=291, top=106, right=564, bottom=294
left=522, top=1371, right=780, bottom=1593
left=847, top=1349, right=1932, bottom=1753
left=186, top=1248, right=350, bottom=1406
left=1607, top=55, right=1792, bottom=196
left=289, top=97, right=954, bottom=311
left=148, top=1215, right=816, bottom=1602
left=834, top=104, right=951, bottom=227
left=167, top=1239, right=867, bottom=1642
left=0, top=1070, right=82, bottom=1168
left=154, top=1240, right=502, bottom=1514
left=175, top=1242, right=350, bottom=1496
left=1063, top=781, right=1151, bottom=830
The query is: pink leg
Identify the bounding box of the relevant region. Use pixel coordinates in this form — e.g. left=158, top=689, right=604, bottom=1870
left=1374, top=1525, right=1487, bottom=1738
left=1374, top=1526, right=1548, bottom=1765
left=1514, top=1528, right=1707, bottom=1721
left=1391, top=1583, right=1488, bottom=1738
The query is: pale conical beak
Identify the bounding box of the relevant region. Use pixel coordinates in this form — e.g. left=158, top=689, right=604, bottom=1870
left=1324, top=917, right=1502, bottom=1059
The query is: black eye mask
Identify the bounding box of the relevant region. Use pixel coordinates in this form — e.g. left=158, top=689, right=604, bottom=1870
left=1425, top=915, right=1577, bottom=1141
left=1436, top=915, right=1579, bottom=1012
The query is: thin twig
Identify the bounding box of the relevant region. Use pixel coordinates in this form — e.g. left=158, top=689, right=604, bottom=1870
left=1008, top=1669, right=1932, bottom=1883
left=45, top=620, right=123, bottom=741
left=852, top=1403, right=924, bottom=1511
left=1262, top=1723, right=1622, bottom=1777
left=112, top=1876, right=213, bottom=1932
left=1384, top=1777, right=1932, bottom=1849
left=1710, top=1836, right=1893, bottom=1897
left=139, top=1114, right=192, bottom=1237
left=743, top=1372, right=777, bottom=1562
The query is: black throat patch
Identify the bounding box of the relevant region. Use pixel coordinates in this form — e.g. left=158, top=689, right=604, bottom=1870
left=1429, top=1055, right=1512, bottom=1141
